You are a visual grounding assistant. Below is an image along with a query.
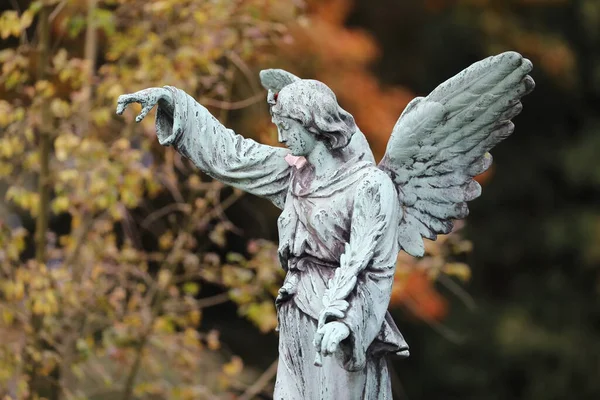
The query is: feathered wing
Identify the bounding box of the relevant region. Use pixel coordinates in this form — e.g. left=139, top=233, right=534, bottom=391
left=378, top=51, right=535, bottom=257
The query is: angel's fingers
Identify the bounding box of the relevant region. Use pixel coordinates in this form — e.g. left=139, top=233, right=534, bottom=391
left=522, top=75, right=536, bottom=96
left=313, top=330, right=324, bottom=349
left=317, top=309, right=344, bottom=329
left=136, top=103, right=155, bottom=123
left=320, top=328, right=335, bottom=356
left=116, top=94, right=141, bottom=115
left=327, top=335, right=340, bottom=355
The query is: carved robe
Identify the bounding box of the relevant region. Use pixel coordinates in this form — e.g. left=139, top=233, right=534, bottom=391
left=155, top=87, right=409, bottom=400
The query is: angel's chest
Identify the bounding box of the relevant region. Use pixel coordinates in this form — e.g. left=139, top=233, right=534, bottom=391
left=277, top=193, right=354, bottom=242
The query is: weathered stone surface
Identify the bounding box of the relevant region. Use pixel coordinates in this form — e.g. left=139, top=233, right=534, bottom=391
left=116, top=51, right=534, bottom=400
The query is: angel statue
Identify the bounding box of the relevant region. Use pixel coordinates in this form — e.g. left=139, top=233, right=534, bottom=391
left=116, top=51, right=534, bottom=399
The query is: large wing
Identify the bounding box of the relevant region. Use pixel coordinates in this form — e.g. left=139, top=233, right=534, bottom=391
left=378, top=51, right=535, bottom=257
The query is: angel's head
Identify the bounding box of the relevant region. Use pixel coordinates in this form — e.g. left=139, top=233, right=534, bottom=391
left=269, top=79, right=357, bottom=157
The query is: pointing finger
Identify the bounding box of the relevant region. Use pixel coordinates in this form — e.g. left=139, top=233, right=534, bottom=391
left=136, top=103, right=154, bottom=123
left=116, top=94, right=140, bottom=115
left=116, top=102, right=128, bottom=115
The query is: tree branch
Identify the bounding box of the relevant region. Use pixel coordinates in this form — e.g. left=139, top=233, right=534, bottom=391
left=34, top=5, right=51, bottom=266
left=141, top=203, right=191, bottom=229
left=238, top=359, right=278, bottom=400
left=199, top=92, right=266, bottom=111
left=121, top=207, right=204, bottom=400
left=31, top=5, right=56, bottom=399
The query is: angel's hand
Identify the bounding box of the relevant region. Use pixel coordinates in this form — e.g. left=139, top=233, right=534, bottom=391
left=314, top=321, right=350, bottom=358
left=116, top=87, right=173, bottom=123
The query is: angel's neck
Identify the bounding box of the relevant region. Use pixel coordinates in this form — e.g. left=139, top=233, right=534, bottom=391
left=306, top=142, right=351, bottom=179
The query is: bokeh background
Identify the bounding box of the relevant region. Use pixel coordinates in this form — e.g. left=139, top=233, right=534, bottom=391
left=0, top=0, right=599, bottom=399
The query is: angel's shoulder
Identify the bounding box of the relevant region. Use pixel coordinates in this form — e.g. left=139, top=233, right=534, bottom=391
left=354, top=166, right=397, bottom=199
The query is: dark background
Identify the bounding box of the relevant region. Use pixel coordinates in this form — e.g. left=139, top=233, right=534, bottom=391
left=354, top=1, right=600, bottom=398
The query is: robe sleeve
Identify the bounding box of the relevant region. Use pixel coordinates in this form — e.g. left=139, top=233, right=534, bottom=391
left=154, top=86, right=291, bottom=209
left=337, top=169, right=401, bottom=371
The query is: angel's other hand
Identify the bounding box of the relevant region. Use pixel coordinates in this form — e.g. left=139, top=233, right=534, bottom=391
left=314, top=321, right=350, bottom=357
left=116, top=87, right=172, bottom=123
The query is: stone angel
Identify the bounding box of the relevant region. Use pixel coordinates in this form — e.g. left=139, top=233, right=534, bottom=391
left=116, top=51, right=534, bottom=400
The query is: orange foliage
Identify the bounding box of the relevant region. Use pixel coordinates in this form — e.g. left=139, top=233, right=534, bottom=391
left=477, top=7, right=576, bottom=87
left=270, top=0, right=415, bottom=159
left=391, top=270, right=448, bottom=321
left=474, top=163, right=495, bottom=185
left=389, top=221, right=473, bottom=320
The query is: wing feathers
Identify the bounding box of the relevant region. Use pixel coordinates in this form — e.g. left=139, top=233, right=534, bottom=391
left=378, top=51, right=534, bottom=257
left=428, top=52, right=523, bottom=104
left=467, top=153, right=493, bottom=176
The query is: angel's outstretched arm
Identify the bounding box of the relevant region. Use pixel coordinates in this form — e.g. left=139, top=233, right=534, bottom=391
left=118, top=86, right=291, bottom=209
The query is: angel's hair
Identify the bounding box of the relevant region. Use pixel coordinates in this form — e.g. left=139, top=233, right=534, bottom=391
left=271, top=80, right=356, bottom=151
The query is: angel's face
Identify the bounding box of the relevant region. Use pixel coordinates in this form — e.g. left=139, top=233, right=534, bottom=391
left=273, top=116, right=317, bottom=157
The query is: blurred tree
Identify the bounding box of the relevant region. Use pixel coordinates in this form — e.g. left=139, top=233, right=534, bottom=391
left=0, top=0, right=298, bottom=399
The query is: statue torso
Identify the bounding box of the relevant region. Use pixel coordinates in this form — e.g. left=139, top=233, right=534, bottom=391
left=277, top=159, right=376, bottom=269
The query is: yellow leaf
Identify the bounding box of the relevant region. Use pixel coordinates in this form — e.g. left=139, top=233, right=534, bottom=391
left=2, top=308, right=14, bottom=325
left=34, top=80, right=55, bottom=97
left=182, top=328, right=199, bottom=347
left=24, top=127, right=34, bottom=143
left=222, top=356, right=243, bottom=377
left=149, top=1, right=170, bottom=13
left=206, top=329, right=220, bottom=350
left=188, top=310, right=202, bottom=327
left=246, top=301, right=278, bottom=333
left=54, top=133, right=80, bottom=161
left=12, top=281, right=24, bottom=301
left=92, top=108, right=111, bottom=126
left=51, top=196, right=70, bottom=214
left=91, top=265, right=103, bottom=280
left=0, top=11, right=20, bottom=39
left=442, top=262, right=472, bottom=282
left=157, top=270, right=171, bottom=288
left=159, top=231, right=174, bottom=250
left=20, top=10, right=33, bottom=31
left=0, top=101, right=12, bottom=127
left=193, top=11, right=208, bottom=24
left=32, top=298, right=46, bottom=315
left=71, top=213, right=81, bottom=230
left=0, top=162, right=13, bottom=177
left=112, top=138, right=130, bottom=151
left=153, top=316, right=175, bottom=333
left=45, top=290, right=58, bottom=314
left=57, top=169, right=78, bottom=182
left=52, top=48, right=68, bottom=69
left=50, top=98, right=71, bottom=118
left=23, top=152, right=39, bottom=170
left=89, top=179, right=108, bottom=195
left=1, top=138, right=14, bottom=157
left=71, top=364, right=84, bottom=379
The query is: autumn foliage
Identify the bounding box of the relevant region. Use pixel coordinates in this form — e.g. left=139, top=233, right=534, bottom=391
left=0, top=1, right=478, bottom=399
left=0, top=1, right=297, bottom=398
